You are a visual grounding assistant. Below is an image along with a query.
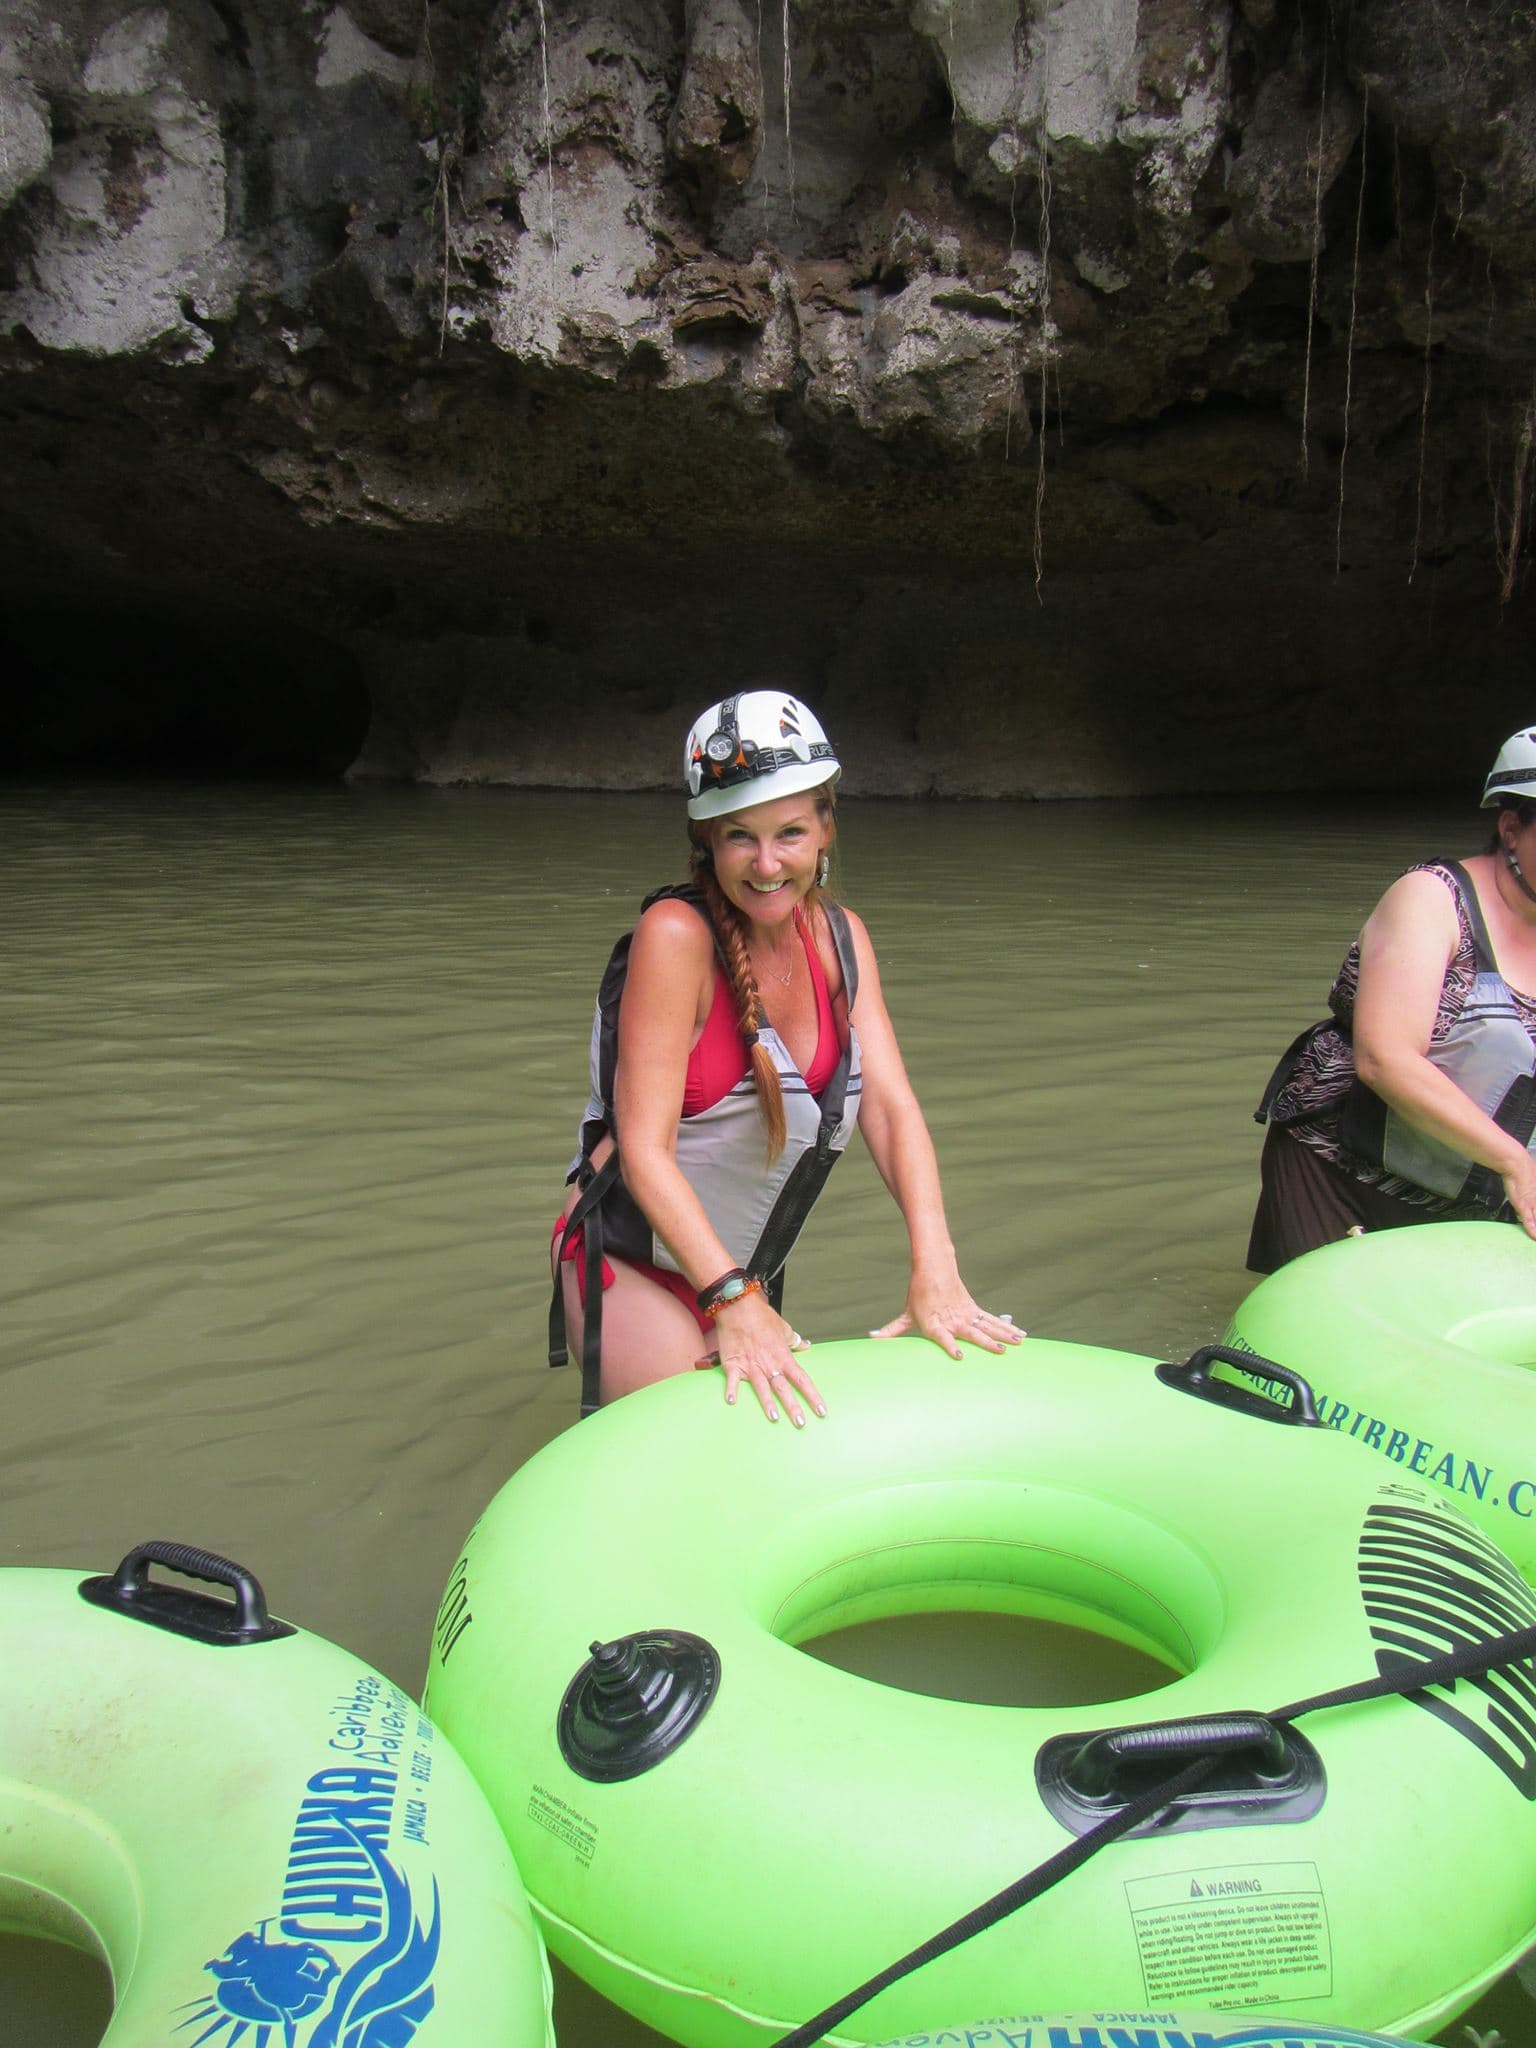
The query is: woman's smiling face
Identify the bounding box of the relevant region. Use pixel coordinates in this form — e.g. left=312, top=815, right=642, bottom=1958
left=707, top=792, right=832, bottom=930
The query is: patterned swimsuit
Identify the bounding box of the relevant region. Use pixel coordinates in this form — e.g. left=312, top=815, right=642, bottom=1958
left=1270, top=861, right=1536, bottom=1206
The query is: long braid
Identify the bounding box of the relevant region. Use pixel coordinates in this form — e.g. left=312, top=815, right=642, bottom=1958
left=694, top=855, right=788, bottom=1159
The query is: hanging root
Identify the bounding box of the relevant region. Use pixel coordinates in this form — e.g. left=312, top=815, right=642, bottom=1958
left=536, top=0, right=559, bottom=261
left=756, top=0, right=771, bottom=213
left=1300, top=36, right=1329, bottom=479
left=1492, top=379, right=1536, bottom=604
left=1033, top=82, right=1054, bottom=601
left=431, top=137, right=470, bottom=354
left=1409, top=209, right=1436, bottom=583
left=1334, top=80, right=1367, bottom=575
left=781, top=0, right=796, bottom=222
left=418, top=10, right=469, bottom=356
left=1005, top=172, right=1020, bottom=462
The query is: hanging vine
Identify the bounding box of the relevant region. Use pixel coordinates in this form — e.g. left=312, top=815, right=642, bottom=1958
left=1005, top=170, right=1021, bottom=462
left=782, top=0, right=797, bottom=223
left=1408, top=211, right=1436, bottom=584
left=431, top=137, right=469, bottom=355
left=757, top=0, right=771, bottom=214
left=419, top=3, right=469, bottom=356
left=1334, top=80, right=1368, bottom=574
left=1492, top=379, right=1536, bottom=603
left=536, top=0, right=559, bottom=262
left=1032, top=39, right=1054, bottom=601
left=1300, top=30, right=1330, bottom=480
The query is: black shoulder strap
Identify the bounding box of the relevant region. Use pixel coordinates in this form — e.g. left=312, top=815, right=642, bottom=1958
left=588, top=885, right=713, bottom=1151
left=823, top=899, right=858, bottom=1013
left=1441, top=859, right=1501, bottom=978
left=642, top=881, right=710, bottom=918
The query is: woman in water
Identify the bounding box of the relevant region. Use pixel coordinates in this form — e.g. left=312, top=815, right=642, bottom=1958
left=1248, top=725, right=1536, bottom=1271
left=551, top=688, right=1022, bottom=1421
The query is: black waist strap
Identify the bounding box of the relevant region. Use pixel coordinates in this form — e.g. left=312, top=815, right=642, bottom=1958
left=1254, top=1017, right=1335, bottom=1125
left=549, top=1152, right=622, bottom=1419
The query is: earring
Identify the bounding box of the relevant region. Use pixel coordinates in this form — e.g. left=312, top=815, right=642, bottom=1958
left=1507, top=848, right=1523, bottom=879
left=818, top=853, right=830, bottom=888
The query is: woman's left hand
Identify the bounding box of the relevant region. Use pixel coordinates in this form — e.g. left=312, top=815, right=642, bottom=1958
left=870, top=1285, right=1024, bottom=1361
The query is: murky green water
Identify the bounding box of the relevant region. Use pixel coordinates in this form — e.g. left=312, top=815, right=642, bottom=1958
left=1, top=780, right=1527, bottom=2045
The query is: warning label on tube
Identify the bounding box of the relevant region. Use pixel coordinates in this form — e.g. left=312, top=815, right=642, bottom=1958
left=1126, top=1861, right=1332, bottom=2007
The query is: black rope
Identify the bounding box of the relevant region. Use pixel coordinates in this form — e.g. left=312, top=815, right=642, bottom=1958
left=1265, top=1620, right=1536, bottom=1722
left=770, top=1752, right=1222, bottom=2048
left=772, top=1620, right=1536, bottom=2048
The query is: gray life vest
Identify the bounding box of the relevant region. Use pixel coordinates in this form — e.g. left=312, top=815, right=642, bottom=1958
left=1340, top=859, right=1536, bottom=1204
left=576, top=990, right=862, bottom=1279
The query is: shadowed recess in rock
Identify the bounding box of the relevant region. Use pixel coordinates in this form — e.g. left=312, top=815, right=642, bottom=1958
left=0, top=607, right=371, bottom=779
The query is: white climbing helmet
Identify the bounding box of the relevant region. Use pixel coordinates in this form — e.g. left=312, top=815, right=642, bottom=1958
left=684, top=690, right=841, bottom=820
left=1481, top=726, right=1536, bottom=807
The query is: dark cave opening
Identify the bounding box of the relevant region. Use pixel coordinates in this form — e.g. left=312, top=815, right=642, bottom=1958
left=0, top=604, right=371, bottom=779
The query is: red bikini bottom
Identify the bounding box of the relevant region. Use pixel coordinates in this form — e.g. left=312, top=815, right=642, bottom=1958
left=551, top=1215, right=714, bottom=1336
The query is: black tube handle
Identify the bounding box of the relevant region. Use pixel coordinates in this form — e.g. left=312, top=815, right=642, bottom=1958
left=114, top=1541, right=270, bottom=1628
left=1156, top=1344, right=1320, bottom=1426
left=1065, top=1712, right=1287, bottom=1800
left=79, top=1540, right=295, bottom=1645
left=1037, top=1709, right=1325, bottom=1837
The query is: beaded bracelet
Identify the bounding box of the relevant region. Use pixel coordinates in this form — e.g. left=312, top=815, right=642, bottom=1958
left=695, top=1267, right=748, bottom=1315
left=697, top=1268, right=768, bottom=1319
left=704, top=1277, right=763, bottom=1320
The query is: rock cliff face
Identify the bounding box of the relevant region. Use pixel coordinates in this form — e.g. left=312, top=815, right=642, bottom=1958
left=2, top=0, right=1534, bottom=792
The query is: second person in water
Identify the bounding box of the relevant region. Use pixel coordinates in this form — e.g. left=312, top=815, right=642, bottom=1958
left=1249, top=724, right=1536, bottom=1270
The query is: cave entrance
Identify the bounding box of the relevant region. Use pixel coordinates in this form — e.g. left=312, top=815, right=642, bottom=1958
left=0, top=604, right=371, bottom=779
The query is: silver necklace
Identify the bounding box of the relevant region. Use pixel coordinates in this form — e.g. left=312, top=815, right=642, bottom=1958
left=757, top=944, right=795, bottom=987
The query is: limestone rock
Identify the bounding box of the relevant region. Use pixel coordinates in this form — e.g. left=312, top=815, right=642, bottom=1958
left=1, top=0, right=1535, bottom=791
left=668, top=0, right=763, bottom=190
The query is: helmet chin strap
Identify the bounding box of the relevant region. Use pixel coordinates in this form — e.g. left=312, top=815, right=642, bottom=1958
left=1504, top=846, right=1536, bottom=908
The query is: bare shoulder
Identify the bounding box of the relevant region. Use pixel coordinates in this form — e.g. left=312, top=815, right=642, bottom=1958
left=633, top=893, right=715, bottom=961
left=623, top=894, right=716, bottom=1035
left=1362, top=866, right=1460, bottom=961
left=1374, top=865, right=1460, bottom=920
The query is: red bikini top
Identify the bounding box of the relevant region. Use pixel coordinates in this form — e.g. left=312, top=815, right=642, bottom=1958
left=682, top=911, right=842, bottom=1115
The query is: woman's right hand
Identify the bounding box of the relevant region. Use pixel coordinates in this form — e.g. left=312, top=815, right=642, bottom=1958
left=1501, top=1150, right=1536, bottom=1239
left=709, top=1289, right=826, bottom=1426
